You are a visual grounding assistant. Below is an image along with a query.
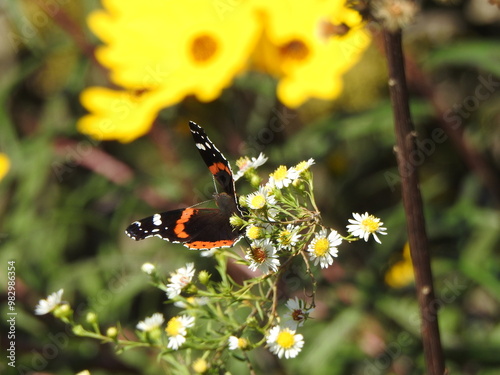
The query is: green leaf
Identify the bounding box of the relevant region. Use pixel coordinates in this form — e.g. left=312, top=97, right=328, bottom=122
left=424, top=40, right=500, bottom=76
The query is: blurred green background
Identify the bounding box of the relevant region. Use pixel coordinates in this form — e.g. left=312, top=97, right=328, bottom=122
left=1, top=1, right=500, bottom=374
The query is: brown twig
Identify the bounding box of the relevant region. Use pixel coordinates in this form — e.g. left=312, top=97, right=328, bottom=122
left=383, top=30, right=446, bottom=375
left=53, top=137, right=133, bottom=185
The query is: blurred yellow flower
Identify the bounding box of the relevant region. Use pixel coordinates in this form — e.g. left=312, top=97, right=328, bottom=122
left=0, top=153, right=11, bottom=180
left=78, top=0, right=261, bottom=142
left=78, top=0, right=371, bottom=142
left=254, top=0, right=371, bottom=107
left=78, top=87, right=168, bottom=142
left=385, top=242, right=415, bottom=288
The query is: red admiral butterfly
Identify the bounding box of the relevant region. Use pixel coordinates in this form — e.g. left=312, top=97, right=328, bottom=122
left=125, top=121, right=244, bottom=249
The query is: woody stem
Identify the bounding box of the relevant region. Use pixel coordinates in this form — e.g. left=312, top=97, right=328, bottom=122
left=383, top=30, right=446, bottom=375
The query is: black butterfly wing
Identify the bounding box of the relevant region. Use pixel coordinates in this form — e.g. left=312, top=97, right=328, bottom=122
left=125, top=207, right=241, bottom=249
left=188, top=121, right=236, bottom=196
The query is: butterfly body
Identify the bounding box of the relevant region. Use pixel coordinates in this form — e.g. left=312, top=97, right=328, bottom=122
left=125, top=122, right=243, bottom=250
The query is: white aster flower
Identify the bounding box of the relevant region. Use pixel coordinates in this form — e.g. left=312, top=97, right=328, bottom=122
left=277, top=224, right=302, bottom=251
left=307, top=229, right=342, bottom=269
left=267, top=165, right=300, bottom=189
left=136, top=312, right=165, bottom=332
left=166, top=263, right=196, bottom=299
left=234, top=153, right=268, bottom=181
left=34, top=289, right=64, bottom=315
left=165, top=315, right=195, bottom=350
left=294, top=158, right=315, bottom=174
left=283, top=297, right=315, bottom=329
left=266, top=326, right=304, bottom=359
left=347, top=212, right=387, bottom=244
left=228, top=335, right=249, bottom=350
left=246, top=186, right=276, bottom=210
left=141, top=262, right=156, bottom=275
left=245, top=239, right=280, bottom=274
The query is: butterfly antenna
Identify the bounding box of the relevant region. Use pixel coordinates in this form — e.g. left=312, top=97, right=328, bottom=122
left=212, top=175, right=220, bottom=194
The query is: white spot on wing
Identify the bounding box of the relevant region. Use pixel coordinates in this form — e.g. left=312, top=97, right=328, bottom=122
left=196, top=143, right=206, bottom=151
left=153, top=214, right=162, bottom=226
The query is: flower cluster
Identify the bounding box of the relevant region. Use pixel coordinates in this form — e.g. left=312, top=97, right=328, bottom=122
left=236, top=157, right=387, bottom=275
left=78, top=0, right=370, bottom=142
left=35, top=154, right=387, bottom=369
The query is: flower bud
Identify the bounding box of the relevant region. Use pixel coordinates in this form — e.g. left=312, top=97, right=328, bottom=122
left=141, top=262, right=156, bottom=275
left=86, top=312, right=98, bottom=325
left=192, top=358, right=209, bottom=373
left=53, top=303, right=72, bottom=319
left=106, top=326, right=118, bottom=339
left=198, top=270, right=211, bottom=285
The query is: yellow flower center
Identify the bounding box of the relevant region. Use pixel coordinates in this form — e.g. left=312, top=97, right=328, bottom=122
left=279, top=40, right=310, bottom=62
left=165, top=317, right=182, bottom=336
left=279, top=230, right=291, bottom=245
left=250, top=194, right=266, bottom=209
left=236, top=156, right=250, bottom=169
left=361, top=216, right=380, bottom=233
left=237, top=337, right=248, bottom=349
left=192, top=358, right=208, bottom=373
left=190, top=34, right=218, bottom=64
left=295, top=161, right=308, bottom=172
left=313, top=238, right=329, bottom=257
left=272, top=166, right=288, bottom=181
left=276, top=330, right=295, bottom=349
left=247, top=226, right=262, bottom=240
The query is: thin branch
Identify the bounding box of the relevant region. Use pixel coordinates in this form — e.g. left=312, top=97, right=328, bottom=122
left=383, top=30, right=446, bottom=375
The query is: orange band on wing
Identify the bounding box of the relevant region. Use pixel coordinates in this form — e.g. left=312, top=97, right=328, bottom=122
left=186, top=240, right=234, bottom=249
left=174, top=208, right=196, bottom=239
left=208, top=162, right=231, bottom=176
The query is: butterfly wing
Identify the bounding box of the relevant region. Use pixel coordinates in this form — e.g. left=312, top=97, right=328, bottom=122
left=125, top=121, right=243, bottom=250
left=189, top=121, right=236, bottom=196
left=125, top=207, right=241, bottom=249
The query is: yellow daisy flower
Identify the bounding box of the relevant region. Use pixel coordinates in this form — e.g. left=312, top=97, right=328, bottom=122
left=385, top=243, right=415, bottom=288
left=79, top=0, right=261, bottom=142
left=253, top=0, right=371, bottom=107
left=77, top=88, right=167, bottom=142
left=192, top=358, right=209, bottom=373
left=0, top=153, right=10, bottom=181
